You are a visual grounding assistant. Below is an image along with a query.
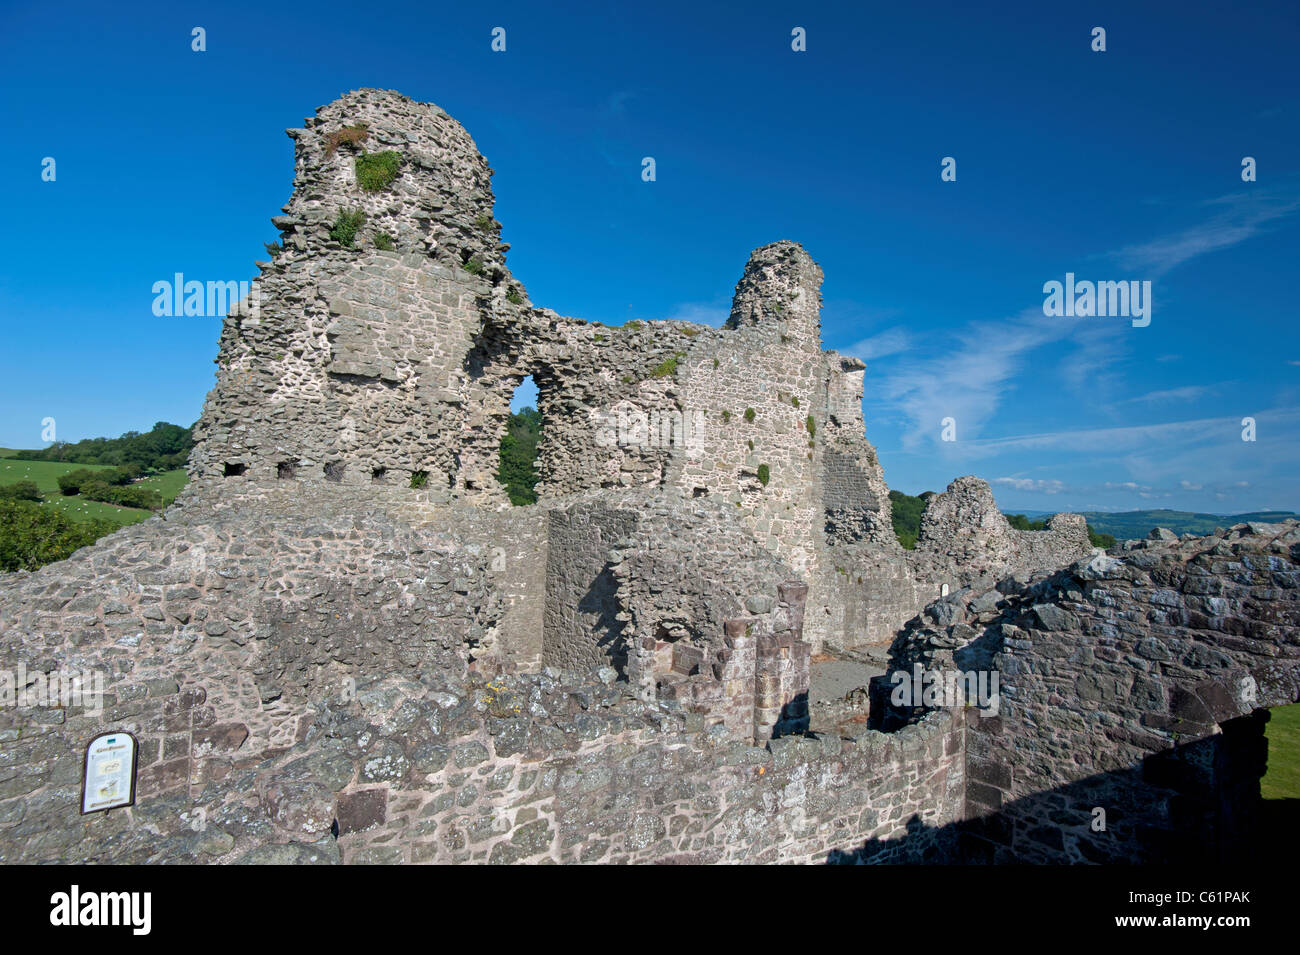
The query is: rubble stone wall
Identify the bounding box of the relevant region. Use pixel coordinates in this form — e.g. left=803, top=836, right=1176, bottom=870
left=873, top=520, right=1300, bottom=863
left=0, top=663, right=966, bottom=864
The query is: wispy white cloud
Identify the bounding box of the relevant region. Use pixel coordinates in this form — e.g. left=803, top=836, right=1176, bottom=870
left=664, top=301, right=729, bottom=326
left=874, top=308, right=1091, bottom=448
left=843, top=327, right=910, bottom=362
left=1113, top=192, right=1300, bottom=276
left=993, top=477, right=1065, bottom=493
left=852, top=190, right=1300, bottom=510
left=1123, top=385, right=1215, bottom=404
left=861, top=194, right=1299, bottom=453
left=1056, top=319, right=1132, bottom=401
left=961, top=409, right=1297, bottom=456
left=605, top=90, right=637, bottom=116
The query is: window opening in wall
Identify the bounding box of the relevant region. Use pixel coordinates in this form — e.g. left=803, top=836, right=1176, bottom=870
left=498, top=375, right=541, bottom=506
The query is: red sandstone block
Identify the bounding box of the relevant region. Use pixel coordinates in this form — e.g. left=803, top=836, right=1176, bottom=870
left=192, top=722, right=249, bottom=757
left=725, top=617, right=758, bottom=638
left=672, top=644, right=705, bottom=675
left=137, top=757, right=189, bottom=797
left=337, top=788, right=387, bottom=835
left=778, top=582, right=808, bottom=605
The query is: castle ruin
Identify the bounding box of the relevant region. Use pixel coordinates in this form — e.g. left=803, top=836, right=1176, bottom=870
left=0, top=90, right=1295, bottom=864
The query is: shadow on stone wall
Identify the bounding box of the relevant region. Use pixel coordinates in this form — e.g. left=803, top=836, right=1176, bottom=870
left=826, top=711, right=1300, bottom=864
left=772, top=690, right=810, bottom=739
left=579, top=563, right=628, bottom=675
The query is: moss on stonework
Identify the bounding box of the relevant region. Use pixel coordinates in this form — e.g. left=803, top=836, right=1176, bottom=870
left=757, top=464, right=770, bottom=486
left=355, top=151, right=402, bottom=192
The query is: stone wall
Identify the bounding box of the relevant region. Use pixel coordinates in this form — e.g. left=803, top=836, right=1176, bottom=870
left=191, top=89, right=510, bottom=500
left=873, top=520, right=1300, bottom=863
left=820, top=477, right=1094, bottom=652
left=0, top=664, right=966, bottom=864
left=410, top=503, right=549, bottom=672
left=541, top=502, right=639, bottom=673
left=2, top=514, right=1296, bottom=863
left=539, top=490, right=815, bottom=743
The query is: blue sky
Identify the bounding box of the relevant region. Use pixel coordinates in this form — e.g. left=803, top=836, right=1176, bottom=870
left=2, top=0, right=1297, bottom=513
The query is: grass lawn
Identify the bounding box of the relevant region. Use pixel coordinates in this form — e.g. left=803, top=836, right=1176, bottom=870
left=136, top=468, right=188, bottom=507
left=0, top=458, right=118, bottom=496
left=0, top=458, right=189, bottom=527
left=1263, top=702, right=1300, bottom=799
left=41, top=495, right=151, bottom=527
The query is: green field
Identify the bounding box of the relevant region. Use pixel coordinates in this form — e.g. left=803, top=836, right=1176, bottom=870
left=1263, top=703, right=1300, bottom=800
left=136, top=467, right=188, bottom=507
left=0, top=458, right=188, bottom=527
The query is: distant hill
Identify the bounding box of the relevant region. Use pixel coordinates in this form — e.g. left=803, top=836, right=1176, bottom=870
left=1008, top=508, right=1299, bottom=541
left=1074, top=509, right=1299, bottom=541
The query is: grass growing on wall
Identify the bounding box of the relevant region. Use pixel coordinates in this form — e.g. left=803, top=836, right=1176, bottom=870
left=330, top=209, right=366, bottom=247
left=650, top=353, right=684, bottom=378
left=355, top=151, right=402, bottom=192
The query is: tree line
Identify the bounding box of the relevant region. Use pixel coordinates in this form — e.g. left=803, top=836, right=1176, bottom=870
left=498, top=407, right=540, bottom=505
left=10, top=421, right=194, bottom=471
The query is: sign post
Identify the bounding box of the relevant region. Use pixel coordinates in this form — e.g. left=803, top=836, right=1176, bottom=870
left=80, top=732, right=138, bottom=814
